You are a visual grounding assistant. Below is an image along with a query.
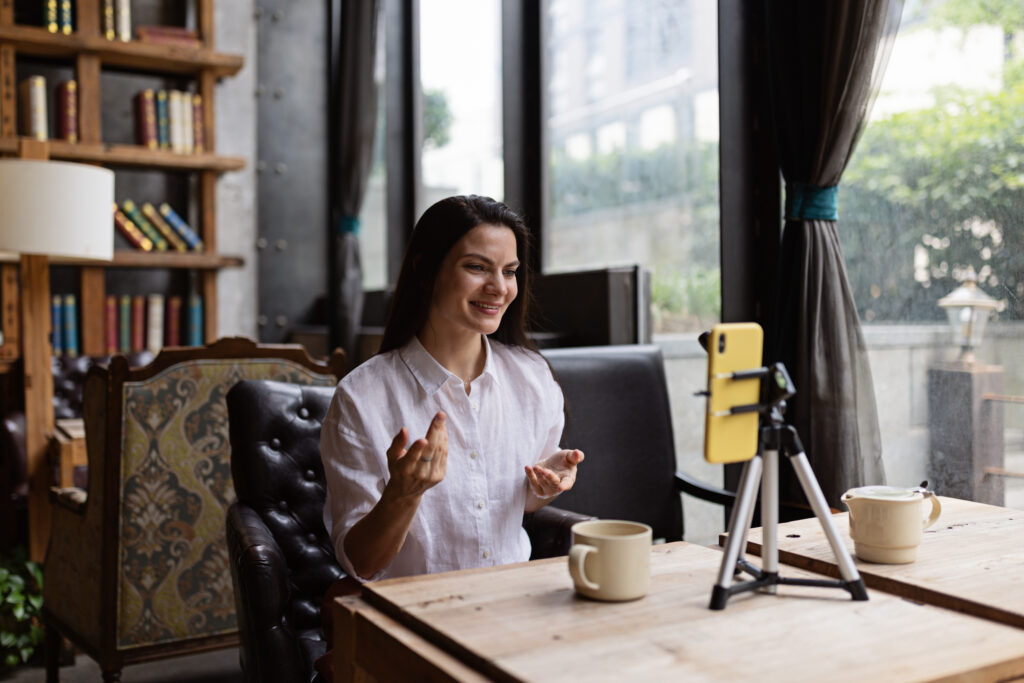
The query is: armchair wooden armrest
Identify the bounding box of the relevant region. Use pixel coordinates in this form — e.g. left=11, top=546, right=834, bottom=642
left=674, top=471, right=737, bottom=507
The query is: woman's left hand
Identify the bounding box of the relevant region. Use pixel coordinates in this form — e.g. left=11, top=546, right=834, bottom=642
left=525, top=449, right=584, bottom=500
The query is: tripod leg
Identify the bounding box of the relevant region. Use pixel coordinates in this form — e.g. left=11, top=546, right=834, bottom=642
left=711, top=455, right=763, bottom=609
left=760, top=448, right=779, bottom=592
left=789, top=452, right=869, bottom=600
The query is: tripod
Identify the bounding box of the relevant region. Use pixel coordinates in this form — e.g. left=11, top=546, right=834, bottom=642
left=708, top=363, right=868, bottom=610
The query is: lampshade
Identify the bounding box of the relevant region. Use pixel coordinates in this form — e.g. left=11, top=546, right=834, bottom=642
left=0, top=159, right=115, bottom=260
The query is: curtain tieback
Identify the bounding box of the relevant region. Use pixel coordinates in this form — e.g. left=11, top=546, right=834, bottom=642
left=337, top=214, right=361, bottom=236
left=785, top=183, right=838, bottom=221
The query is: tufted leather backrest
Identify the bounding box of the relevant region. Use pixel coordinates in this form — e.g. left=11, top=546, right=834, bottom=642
left=541, top=345, right=684, bottom=542
left=226, top=379, right=344, bottom=682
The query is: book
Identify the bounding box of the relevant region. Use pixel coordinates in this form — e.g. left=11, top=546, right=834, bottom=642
left=51, top=295, right=63, bottom=357
left=181, top=92, right=194, bottom=154
left=118, top=294, right=131, bottom=352
left=168, top=90, right=184, bottom=153
left=59, top=0, right=72, bottom=34
left=158, top=203, right=204, bottom=251
left=62, top=294, right=79, bottom=358
left=165, top=295, right=182, bottom=347
left=192, top=94, right=205, bottom=153
left=121, top=200, right=168, bottom=251
left=141, top=202, right=187, bottom=251
left=186, top=293, right=203, bottom=346
left=133, top=89, right=158, bottom=149
left=113, top=203, right=154, bottom=251
left=46, top=0, right=58, bottom=33
left=155, top=90, right=170, bottom=149
left=56, top=80, right=78, bottom=143
left=130, top=295, right=145, bottom=352
left=19, top=76, right=47, bottom=140
left=146, top=294, right=164, bottom=354
left=103, top=0, right=116, bottom=40
left=115, top=0, right=131, bottom=41
left=105, top=295, right=118, bottom=354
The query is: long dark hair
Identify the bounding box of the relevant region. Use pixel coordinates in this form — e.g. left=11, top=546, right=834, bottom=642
left=378, top=195, right=535, bottom=354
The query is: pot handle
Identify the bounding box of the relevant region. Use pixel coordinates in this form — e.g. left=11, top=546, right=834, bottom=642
left=569, top=544, right=600, bottom=591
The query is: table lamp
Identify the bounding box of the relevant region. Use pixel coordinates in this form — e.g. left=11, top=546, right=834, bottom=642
left=0, top=158, right=114, bottom=561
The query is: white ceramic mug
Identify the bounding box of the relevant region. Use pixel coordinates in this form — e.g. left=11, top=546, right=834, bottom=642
left=568, top=520, right=652, bottom=601
left=841, top=485, right=942, bottom=564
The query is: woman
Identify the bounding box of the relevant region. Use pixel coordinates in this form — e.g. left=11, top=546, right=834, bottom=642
left=321, top=194, right=584, bottom=582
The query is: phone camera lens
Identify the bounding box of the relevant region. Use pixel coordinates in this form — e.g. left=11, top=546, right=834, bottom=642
left=718, top=334, right=725, bottom=353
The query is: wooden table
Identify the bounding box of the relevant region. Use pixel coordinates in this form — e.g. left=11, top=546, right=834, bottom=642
left=734, top=496, right=1024, bottom=629
left=334, top=542, right=1024, bottom=682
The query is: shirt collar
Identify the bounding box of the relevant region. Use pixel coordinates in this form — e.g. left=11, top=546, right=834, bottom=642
left=399, top=335, right=500, bottom=395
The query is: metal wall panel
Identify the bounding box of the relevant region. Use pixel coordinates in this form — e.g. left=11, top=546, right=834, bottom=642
left=255, top=1, right=329, bottom=342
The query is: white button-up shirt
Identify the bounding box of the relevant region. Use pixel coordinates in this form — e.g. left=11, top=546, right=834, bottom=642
left=321, top=335, right=564, bottom=581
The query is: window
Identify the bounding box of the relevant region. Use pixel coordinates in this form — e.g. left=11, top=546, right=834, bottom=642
left=545, top=0, right=720, bottom=334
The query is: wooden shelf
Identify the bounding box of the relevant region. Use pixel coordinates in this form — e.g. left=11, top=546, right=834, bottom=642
left=0, top=252, right=243, bottom=269
left=0, top=24, right=243, bottom=77
left=0, top=137, right=245, bottom=170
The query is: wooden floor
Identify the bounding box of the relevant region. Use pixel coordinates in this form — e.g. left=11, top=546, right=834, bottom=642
left=3, top=648, right=243, bottom=682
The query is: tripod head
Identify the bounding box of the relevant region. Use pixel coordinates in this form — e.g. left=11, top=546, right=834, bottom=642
left=761, top=362, right=796, bottom=424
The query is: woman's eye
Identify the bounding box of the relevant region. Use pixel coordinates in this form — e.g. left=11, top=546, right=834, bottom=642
left=503, top=270, right=517, bottom=278
left=466, top=264, right=485, bottom=272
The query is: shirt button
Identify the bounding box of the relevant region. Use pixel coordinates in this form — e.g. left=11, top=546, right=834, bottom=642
left=470, top=451, right=478, bottom=460
left=477, top=500, right=485, bottom=509
left=482, top=550, right=491, bottom=559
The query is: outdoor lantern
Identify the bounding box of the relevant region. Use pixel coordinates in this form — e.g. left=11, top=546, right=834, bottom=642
left=937, top=274, right=998, bottom=363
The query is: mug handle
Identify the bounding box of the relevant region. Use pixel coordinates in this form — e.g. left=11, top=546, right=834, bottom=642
left=569, top=544, right=600, bottom=591
left=922, top=493, right=942, bottom=529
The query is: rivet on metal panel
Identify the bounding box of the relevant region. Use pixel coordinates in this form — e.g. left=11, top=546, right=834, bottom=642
left=274, top=162, right=287, bottom=174
left=256, top=237, right=268, bottom=250
left=258, top=315, right=268, bottom=326
left=273, top=89, right=283, bottom=99
left=254, top=7, right=262, bottom=19
left=256, top=160, right=267, bottom=172
left=275, top=239, right=288, bottom=251
left=272, top=10, right=283, bottom=21
left=275, top=315, right=288, bottom=327
left=255, top=84, right=264, bottom=96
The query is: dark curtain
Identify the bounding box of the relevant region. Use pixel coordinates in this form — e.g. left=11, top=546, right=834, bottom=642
left=329, top=0, right=381, bottom=360
left=764, top=0, right=903, bottom=506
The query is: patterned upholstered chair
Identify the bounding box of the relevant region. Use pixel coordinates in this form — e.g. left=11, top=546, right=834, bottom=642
left=41, top=338, right=346, bottom=682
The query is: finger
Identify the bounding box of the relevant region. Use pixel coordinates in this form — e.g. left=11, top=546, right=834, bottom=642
left=569, top=449, right=584, bottom=465
left=524, top=465, right=545, bottom=494
left=386, top=427, right=409, bottom=463
left=426, top=412, right=447, bottom=447
left=404, top=438, right=430, bottom=466
left=535, top=465, right=561, bottom=487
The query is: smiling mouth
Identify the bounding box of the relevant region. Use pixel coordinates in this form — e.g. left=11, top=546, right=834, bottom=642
left=471, top=301, right=502, bottom=314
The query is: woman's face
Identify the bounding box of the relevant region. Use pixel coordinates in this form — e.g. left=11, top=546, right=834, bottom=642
left=426, top=223, right=519, bottom=342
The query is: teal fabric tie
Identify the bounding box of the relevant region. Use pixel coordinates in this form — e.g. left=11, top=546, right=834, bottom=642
left=785, top=183, right=838, bottom=221
left=337, top=214, right=360, bottom=236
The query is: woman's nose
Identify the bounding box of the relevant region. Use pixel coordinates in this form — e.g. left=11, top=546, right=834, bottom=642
left=486, top=271, right=506, bottom=294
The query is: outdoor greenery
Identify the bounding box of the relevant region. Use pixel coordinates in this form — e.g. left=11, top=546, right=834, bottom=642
left=841, top=0, right=1024, bottom=321
left=0, top=547, right=44, bottom=671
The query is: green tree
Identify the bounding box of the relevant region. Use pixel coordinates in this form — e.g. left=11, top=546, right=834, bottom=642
left=422, top=88, right=453, bottom=149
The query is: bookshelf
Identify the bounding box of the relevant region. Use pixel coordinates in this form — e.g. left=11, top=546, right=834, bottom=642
left=0, top=0, right=246, bottom=561
left=0, top=0, right=245, bottom=357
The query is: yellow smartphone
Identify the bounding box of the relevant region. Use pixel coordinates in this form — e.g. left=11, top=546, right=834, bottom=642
left=704, top=322, right=764, bottom=464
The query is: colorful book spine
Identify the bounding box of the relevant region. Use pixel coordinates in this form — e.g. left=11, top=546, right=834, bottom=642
left=115, top=0, right=131, bottom=41
left=186, top=294, right=203, bottom=346
left=59, top=0, right=72, bottom=34
left=103, top=0, right=116, bottom=40
left=130, top=295, right=145, bottom=352
left=56, top=80, right=78, bottom=143
left=158, top=203, right=204, bottom=251
left=105, top=295, right=118, bottom=354
left=122, top=200, right=168, bottom=251
left=19, top=76, right=47, bottom=140
left=168, top=90, right=185, bottom=153
left=46, top=0, right=58, bottom=33
left=191, top=94, right=205, bottom=153
left=51, top=295, right=63, bottom=357
left=118, top=295, right=131, bottom=352
left=155, top=90, right=170, bottom=149
left=146, top=294, right=164, bottom=354
left=182, top=93, right=194, bottom=154
left=62, top=294, right=79, bottom=358
left=113, top=204, right=154, bottom=251
left=165, top=295, right=182, bottom=347
left=133, top=89, right=158, bottom=149
left=141, top=202, right=187, bottom=251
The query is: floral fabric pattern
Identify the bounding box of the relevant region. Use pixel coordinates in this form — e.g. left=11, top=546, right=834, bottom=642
left=116, top=360, right=335, bottom=648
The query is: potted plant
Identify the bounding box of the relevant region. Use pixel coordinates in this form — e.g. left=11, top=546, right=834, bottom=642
left=0, top=547, right=43, bottom=671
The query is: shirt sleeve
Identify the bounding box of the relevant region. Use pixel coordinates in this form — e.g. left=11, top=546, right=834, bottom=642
left=320, top=385, right=389, bottom=582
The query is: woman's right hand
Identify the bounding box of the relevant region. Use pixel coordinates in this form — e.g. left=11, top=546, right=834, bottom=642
left=383, top=411, right=448, bottom=501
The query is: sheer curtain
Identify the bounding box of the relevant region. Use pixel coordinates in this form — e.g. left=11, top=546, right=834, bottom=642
left=764, top=0, right=903, bottom=506
left=329, top=0, right=381, bottom=359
